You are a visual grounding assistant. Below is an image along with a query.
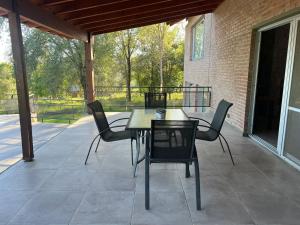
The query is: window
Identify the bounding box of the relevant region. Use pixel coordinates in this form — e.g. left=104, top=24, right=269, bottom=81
left=191, top=19, right=204, bottom=60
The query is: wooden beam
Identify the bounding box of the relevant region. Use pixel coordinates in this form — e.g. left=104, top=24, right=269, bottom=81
left=81, top=3, right=219, bottom=30
left=91, top=10, right=211, bottom=35
left=8, top=0, right=34, bottom=161
left=90, top=9, right=212, bottom=34
left=74, top=0, right=219, bottom=27
left=85, top=34, right=95, bottom=106
left=41, top=0, right=74, bottom=7
left=0, top=0, right=88, bottom=41
left=53, top=0, right=131, bottom=14
left=63, top=0, right=207, bottom=21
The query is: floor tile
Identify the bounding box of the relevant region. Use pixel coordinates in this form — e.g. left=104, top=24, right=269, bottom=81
left=70, top=191, right=134, bottom=224
left=0, top=169, right=55, bottom=191
left=0, top=191, right=33, bottom=224
left=135, top=170, right=182, bottom=193
left=132, top=192, right=192, bottom=225
left=10, top=191, right=84, bottom=224
left=239, top=192, right=300, bottom=225
left=40, top=169, right=94, bottom=191
left=187, top=194, right=253, bottom=225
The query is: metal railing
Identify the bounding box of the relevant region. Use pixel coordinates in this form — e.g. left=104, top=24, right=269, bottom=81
left=0, top=86, right=211, bottom=123
left=0, top=94, right=86, bottom=124
left=31, top=97, right=86, bottom=124
left=95, top=86, right=211, bottom=111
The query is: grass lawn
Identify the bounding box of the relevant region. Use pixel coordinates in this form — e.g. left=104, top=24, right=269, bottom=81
left=0, top=92, right=185, bottom=124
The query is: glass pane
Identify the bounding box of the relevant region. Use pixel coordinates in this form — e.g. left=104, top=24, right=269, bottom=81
left=284, top=110, right=300, bottom=163
left=289, top=21, right=300, bottom=108
left=192, top=20, right=204, bottom=60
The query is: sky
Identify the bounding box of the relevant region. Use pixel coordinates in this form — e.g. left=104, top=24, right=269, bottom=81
left=0, top=19, right=11, bottom=63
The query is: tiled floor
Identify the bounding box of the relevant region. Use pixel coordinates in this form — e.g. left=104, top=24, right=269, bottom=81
left=0, top=112, right=300, bottom=225
left=0, top=114, right=67, bottom=173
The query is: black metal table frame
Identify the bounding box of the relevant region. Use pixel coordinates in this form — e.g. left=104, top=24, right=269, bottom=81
left=126, top=108, right=189, bottom=177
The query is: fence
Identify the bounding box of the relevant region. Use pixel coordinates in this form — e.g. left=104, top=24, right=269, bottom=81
left=0, top=86, right=211, bottom=123
left=95, top=86, right=211, bottom=111
left=31, top=98, right=86, bottom=124
left=0, top=94, right=86, bottom=124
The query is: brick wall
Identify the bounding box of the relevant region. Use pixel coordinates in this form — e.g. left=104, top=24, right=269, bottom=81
left=184, top=0, right=300, bottom=131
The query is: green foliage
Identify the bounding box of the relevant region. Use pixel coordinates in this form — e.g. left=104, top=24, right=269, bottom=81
left=134, top=24, right=184, bottom=88
left=0, top=62, right=16, bottom=99
left=23, top=29, right=85, bottom=98
left=3, top=22, right=184, bottom=99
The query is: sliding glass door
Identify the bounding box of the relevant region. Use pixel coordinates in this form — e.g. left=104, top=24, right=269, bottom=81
left=282, top=20, right=300, bottom=166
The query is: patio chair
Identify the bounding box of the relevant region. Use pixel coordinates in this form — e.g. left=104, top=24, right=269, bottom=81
left=145, top=120, right=201, bottom=210
left=144, top=92, right=167, bottom=108
left=189, top=99, right=235, bottom=165
left=142, top=92, right=168, bottom=143
left=84, top=100, right=136, bottom=165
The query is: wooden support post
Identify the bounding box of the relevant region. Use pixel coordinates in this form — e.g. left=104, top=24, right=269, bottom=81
left=8, top=0, right=34, bottom=161
left=85, top=34, right=95, bottom=112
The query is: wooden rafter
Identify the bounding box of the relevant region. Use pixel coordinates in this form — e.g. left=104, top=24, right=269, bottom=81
left=73, top=0, right=219, bottom=27
left=0, top=0, right=88, bottom=41
left=51, top=0, right=132, bottom=14
left=83, top=4, right=218, bottom=31
left=0, top=0, right=224, bottom=38
left=61, top=0, right=211, bottom=21
left=41, top=0, right=74, bottom=7
left=91, top=9, right=212, bottom=35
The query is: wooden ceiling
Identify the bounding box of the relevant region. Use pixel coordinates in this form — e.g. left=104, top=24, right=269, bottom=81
left=0, top=0, right=223, bottom=41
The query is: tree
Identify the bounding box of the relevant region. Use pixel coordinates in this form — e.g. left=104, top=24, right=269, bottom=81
left=157, top=23, right=168, bottom=90
left=0, top=62, right=16, bottom=99
left=94, top=33, right=122, bottom=87
left=115, top=29, right=138, bottom=102
left=134, top=23, right=184, bottom=90
left=23, top=29, right=86, bottom=98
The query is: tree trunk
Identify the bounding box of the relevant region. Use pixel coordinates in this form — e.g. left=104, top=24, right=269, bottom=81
left=79, top=67, right=87, bottom=100
left=159, top=24, right=164, bottom=92
left=126, top=56, right=131, bottom=102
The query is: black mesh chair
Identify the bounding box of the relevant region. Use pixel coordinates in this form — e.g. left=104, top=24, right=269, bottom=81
left=142, top=92, right=168, bottom=143
left=144, top=92, right=167, bottom=108
left=145, top=120, right=201, bottom=210
left=189, top=99, right=235, bottom=165
left=84, top=100, right=136, bottom=165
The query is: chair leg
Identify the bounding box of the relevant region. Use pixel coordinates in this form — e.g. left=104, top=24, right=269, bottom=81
left=145, top=134, right=150, bottom=210
left=194, top=158, right=201, bottom=210
left=85, top=134, right=100, bottom=165
left=94, top=137, right=101, bottom=153
left=185, top=162, right=190, bottom=178
left=220, top=134, right=235, bottom=166
left=142, top=131, right=145, bottom=144
left=131, top=138, right=134, bottom=166
left=218, top=136, right=226, bottom=153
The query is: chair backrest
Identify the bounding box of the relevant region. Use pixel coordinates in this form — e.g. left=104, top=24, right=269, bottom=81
left=145, top=92, right=167, bottom=108
left=210, top=99, right=233, bottom=134
left=150, top=120, right=198, bottom=162
left=87, top=100, right=110, bottom=135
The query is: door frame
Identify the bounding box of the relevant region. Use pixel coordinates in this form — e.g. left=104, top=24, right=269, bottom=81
left=249, top=14, right=300, bottom=170
left=279, top=18, right=300, bottom=170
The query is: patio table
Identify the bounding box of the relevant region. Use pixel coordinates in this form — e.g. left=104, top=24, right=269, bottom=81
left=126, top=108, right=189, bottom=176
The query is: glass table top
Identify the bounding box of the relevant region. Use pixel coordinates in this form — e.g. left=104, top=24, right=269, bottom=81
left=126, top=108, right=189, bottom=130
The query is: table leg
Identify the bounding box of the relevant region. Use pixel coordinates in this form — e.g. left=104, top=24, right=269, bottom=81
left=133, top=130, right=141, bottom=177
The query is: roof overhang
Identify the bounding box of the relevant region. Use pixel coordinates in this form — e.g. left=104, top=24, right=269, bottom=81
left=0, top=0, right=223, bottom=41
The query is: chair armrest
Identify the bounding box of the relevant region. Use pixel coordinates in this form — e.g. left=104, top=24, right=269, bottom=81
left=108, top=117, right=129, bottom=126
left=189, top=117, right=211, bottom=125
left=197, top=124, right=220, bottom=136
left=98, top=125, right=125, bottom=135
left=110, top=125, right=126, bottom=129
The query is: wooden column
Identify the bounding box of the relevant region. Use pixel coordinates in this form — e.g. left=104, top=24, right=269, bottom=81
left=8, top=1, right=34, bottom=161
left=85, top=34, right=95, bottom=108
